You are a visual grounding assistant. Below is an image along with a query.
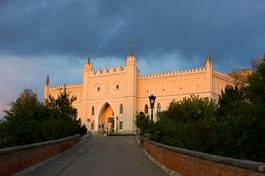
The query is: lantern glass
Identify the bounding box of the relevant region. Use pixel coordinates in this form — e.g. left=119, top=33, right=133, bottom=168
left=148, top=94, right=156, bottom=108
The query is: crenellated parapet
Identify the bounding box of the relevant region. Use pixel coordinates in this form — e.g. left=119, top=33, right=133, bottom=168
left=86, top=64, right=125, bottom=76
left=138, top=67, right=206, bottom=79
left=48, top=83, right=83, bottom=90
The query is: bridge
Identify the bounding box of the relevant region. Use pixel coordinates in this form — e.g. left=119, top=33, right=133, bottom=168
left=23, top=136, right=167, bottom=176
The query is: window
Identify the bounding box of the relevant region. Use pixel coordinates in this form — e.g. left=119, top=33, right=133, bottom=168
left=119, top=121, right=123, bottom=129
left=116, top=84, right=119, bottom=90
left=91, top=106, right=95, bottom=116
left=144, top=104, right=148, bottom=114
left=157, top=103, right=161, bottom=113
left=91, top=121, right=94, bottom=130
left=119, top=104, right=123, bottom=114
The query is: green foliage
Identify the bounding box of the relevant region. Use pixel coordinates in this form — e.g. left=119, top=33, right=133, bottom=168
left=0, top=88, right=87, bottom=148
left=138, top=60, right=265, bottom=162
left=214, top=62, right=265, bottom=161
left=247, top=60, right=265, bottom=104
left=136, top=112, right=154, bottom=136
left=152, top=96, right=217, bottom=152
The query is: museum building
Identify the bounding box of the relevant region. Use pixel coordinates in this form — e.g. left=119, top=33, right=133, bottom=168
left=44, top=52, right=235, bottom=134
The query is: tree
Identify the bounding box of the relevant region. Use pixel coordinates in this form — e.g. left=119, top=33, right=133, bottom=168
left=0, top=89, right=48, bottom=147
left=136, top=112, right=153, bottom=136
left=217, top=85, right=245, bottom=119
left=45, top=88, right=78, bottom=120
left=153, top=96, right=217, bottom=152
left=43, top=88, right=87, bottom=139
left=0, top=88, right=87, bottom=148
left=247, top=59, right=265, bottom=104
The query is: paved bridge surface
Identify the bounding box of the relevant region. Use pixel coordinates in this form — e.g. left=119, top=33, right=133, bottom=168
left=23, top=136, right=166, bottom=176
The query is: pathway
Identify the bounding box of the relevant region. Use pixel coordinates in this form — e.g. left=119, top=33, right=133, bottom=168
left=21, top=136, right=167, bottom=176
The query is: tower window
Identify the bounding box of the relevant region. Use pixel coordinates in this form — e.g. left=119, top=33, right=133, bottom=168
left=91, top=121, right=94, bottom=130
left=119, top=121, right=123, bottom=129
left=91, top=106, right=95, bottom=116
left=116, top=84, right=119, bottom=90
left=119, top=104, right=123, bottom=114
left=144, top=104, right=148, bottom=114
left=157, top=103, right=161, bottom=113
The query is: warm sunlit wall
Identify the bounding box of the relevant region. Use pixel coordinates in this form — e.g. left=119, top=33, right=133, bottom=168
left=44, top=55, right=235, bottom=134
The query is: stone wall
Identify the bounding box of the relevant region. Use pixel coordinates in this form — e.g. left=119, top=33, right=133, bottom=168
left=0, top=134, right=80, bottom=176
left=140, top=136, right=265, bottom=176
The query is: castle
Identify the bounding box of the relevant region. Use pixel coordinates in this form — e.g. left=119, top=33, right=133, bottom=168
left=44, top=52, right=235, bottom=134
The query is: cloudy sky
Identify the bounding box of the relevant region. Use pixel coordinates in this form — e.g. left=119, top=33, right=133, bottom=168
left=0, top=0, right=265, bottom=114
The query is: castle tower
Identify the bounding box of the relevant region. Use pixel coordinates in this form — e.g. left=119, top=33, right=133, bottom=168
left=83, top=56, right=94, bottom=82
left=125, top=49, right=138, bottom=132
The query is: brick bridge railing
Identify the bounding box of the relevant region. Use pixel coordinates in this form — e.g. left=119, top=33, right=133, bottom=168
left=0, top=134, right=80, bottom=176
left=138, top=135, right=265, bottom=176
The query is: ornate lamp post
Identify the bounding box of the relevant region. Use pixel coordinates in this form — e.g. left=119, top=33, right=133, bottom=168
left=148, top=94, right=156, bottom=122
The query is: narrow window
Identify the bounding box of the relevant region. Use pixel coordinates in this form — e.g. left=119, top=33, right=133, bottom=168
left=91, top=106, right=95, bottom=116
left=119, top=104, right=123, bottom=114
left=119, top=121, right=123, bottom=129
left=157, top=103, right=161, bottom=113
left=91, top=121, right=94, bottom=130
left=144, top=104, right=148, bottom=114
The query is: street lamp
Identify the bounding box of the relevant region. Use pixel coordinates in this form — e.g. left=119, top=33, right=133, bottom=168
left=148, top=94, right=156, bottom=122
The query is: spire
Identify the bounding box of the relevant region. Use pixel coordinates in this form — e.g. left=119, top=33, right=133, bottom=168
left=129, top=39, right=134, bottom=56
left=205, top=51, right=213, bottom=66
left=87, top=56, right=91, bottom=64
left=87, top=48, right=92, bottom=64
left=45, top=74, right=50, bottom=86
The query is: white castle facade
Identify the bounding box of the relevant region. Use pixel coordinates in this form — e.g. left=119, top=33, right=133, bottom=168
left=44, top=53, right=235, bottom=134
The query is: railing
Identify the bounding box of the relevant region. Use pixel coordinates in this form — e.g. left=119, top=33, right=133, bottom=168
left=138, top=135, right=265, bottom=176
left=0, top=134, right=80, bottom=176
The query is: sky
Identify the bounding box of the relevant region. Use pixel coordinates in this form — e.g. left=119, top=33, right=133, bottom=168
left=0, top=0, right=265, bottom=116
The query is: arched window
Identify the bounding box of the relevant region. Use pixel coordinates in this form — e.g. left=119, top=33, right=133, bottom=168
left=157, top=103, right=161, bottom=113
left=119, top=104, right=123, bottom=114
left=91, top=106, right=95, bottom=116
left=144, top=104, right=148, bottom=114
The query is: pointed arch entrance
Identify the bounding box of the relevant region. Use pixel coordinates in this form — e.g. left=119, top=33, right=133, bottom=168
left=98, top=102, right=115, bottom=135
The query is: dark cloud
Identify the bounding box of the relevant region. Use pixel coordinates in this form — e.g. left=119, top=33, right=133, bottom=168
left=0, top=0, right=265, bottom=70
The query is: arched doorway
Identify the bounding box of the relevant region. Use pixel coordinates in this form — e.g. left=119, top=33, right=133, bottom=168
left=98, top=103, right=115, bottom=135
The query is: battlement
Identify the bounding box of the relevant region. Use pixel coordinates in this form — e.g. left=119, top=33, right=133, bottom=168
left=138, top=67, right=206, bottom=79
left=48, top=83, right=83, bottom=90
left=85, top=64, right=125, bottom=76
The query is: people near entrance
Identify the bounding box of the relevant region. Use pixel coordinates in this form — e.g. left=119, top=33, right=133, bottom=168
left=97, top=117, right=115, bottom=136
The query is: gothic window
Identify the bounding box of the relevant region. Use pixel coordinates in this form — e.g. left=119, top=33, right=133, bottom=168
left=91, top=106, right=95, bottom=116
left=157, top=103, right=161, bottom=113
left=144, top=104, right=148, bottom=114
left=119, top=121, right=123, bottom=129
left=119, top=104, right=123, bottom=114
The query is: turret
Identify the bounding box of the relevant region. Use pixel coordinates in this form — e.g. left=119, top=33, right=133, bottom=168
left=45, top=74, right=50, bottom=87
left=205, top=52, right=213, bottom=94
left=125, top=44, right=138, bottom=132
left=44, top=74, right=50, bottom=100
left=83, top=56, right=94, bottom=76
left=205, top=52, right=213, bottom=69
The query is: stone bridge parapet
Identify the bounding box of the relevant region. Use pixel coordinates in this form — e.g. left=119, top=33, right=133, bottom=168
left=0, top=134, right=80, bottom=176
left=139, top=135, right=265, bottom=176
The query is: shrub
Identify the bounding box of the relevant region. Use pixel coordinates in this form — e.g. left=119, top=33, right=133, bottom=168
left=0, top=88, right=87, bottom=148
